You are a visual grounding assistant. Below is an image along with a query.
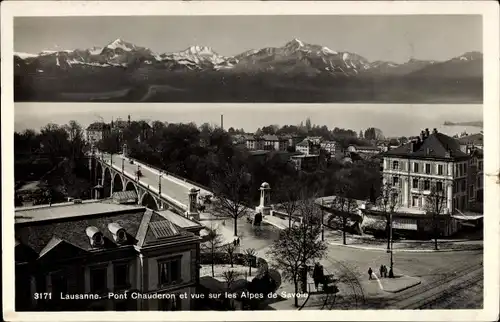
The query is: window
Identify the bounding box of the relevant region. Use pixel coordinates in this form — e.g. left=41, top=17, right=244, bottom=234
left=412, top=179, right=419, bottom=189
left=51, top=272, right=68, bottom=295
left=461, top=180, right=466, bottom=192
left=90, top=267, right=107, bottom=294
left=392, top=161, right=399, bottom=170
left=114, top=263, right=129, bottom=291
left=424, top=180, right=430, bottom=190
left=437, top=165, right=444, bottom=175
left=413, top=163, right=419, bottom=173
left=392, top=176, right=399, bottom=186
left=412, top=196, right=419, bottom=207
left=436, top=182, right=443, bottom=192
left=469, top=185, right=474, bottom=198
left=158, top=258, right=181, bottom=286
left=425, top=164, right=431, bottom=174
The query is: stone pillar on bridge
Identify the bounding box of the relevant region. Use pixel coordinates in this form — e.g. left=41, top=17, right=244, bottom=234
left=186, top=188, right=200, bottom=221
left=255, top=182, right=272, bottom=217
left=93, top=179, right=104, bottom=200
left=122, top=143, right=128, bottom=157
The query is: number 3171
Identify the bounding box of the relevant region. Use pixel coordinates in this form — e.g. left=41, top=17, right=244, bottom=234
left=34, top=293, right=52, bottom=300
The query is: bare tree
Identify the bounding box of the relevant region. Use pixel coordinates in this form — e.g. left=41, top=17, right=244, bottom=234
left=331, top=182, right=360, bottom=245
left=275, top=177, right=305, bottom=228
left=224, top=244, right=237, bottom=268
left=210, top=161, right=251, bottom=237
left=375, top=182, right=400, bottom=250
left=243, top=248, right=257, bottom=277
left=202, top=228, right=224, bottom=277
left=424, top=186, right=447, bottom=250
left=268, top=198, right=327, bottom=307
left=222, top=270, right=240, bottom=290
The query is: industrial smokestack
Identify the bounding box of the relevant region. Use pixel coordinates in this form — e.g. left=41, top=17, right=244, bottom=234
left=221, top=114, right=224, bottom=130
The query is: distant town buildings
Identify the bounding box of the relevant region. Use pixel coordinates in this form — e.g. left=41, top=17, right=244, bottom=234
left=290, top=154, right=320, bottom=171
left=86, top=122, right=111, bottom=146
left=296, top=139, right=321, bottom=156
left=15, top=200, right=203, bottom=311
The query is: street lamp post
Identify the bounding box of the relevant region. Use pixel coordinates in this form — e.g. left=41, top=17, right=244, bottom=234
left=158, top=172, right=162, bottom=196
left=121, top=158, right=124, bottom=173
left=389, top=211, right=394, bottom=277
left=321, top=199, right=325, bottom=241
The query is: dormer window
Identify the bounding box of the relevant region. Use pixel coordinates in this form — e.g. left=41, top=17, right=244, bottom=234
left=86, top=226, right=104, bottom=247
left=107, top=223, right=128, bottom=244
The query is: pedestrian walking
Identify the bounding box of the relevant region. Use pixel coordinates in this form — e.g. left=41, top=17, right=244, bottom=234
left=237, top=238, right=240, bottom=246
left=233, top=239, right=237, bottom=246
left=368, top=267, right=373, bottom=280
left=379, top=265, right=384, bottom=278
left=383, top=265, right=388, bottom=278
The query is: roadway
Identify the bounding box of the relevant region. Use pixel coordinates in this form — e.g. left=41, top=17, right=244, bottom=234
left=101, top=153, right=197, bottom=209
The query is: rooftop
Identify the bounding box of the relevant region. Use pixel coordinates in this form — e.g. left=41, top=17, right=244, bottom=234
left=15, top=200, right=146, bottom=224
left=457, top=133, right=483, bottom=146
left=87, top=122, right=110, bottom=131
left=15, top=201, right=200, bottom=262
left=383, top=129, right=468, bottom=161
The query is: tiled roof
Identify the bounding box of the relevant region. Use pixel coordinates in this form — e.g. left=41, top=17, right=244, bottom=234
left=112, top=190, right=138, bottom=204
left=15, top=202, right=200, bottom=261
left=457, top=133, right=483, bottom=146
left=87, top=122, right=110, bottom=131
left=383, top=132, right=468, bottom=160
left=352, top=145, right=379, bottom=151
left=263, top=135, right=279, bottom=141
left=158, top=209, right=202, bottom=229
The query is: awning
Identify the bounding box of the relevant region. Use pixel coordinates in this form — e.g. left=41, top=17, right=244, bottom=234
left=451, top=210, right=483, bottom=221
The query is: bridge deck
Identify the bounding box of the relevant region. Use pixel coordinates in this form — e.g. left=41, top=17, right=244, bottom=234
left=101, top=154, right=209, bottom=210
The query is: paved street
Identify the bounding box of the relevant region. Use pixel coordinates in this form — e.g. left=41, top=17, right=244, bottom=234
left=102, top=153, right=196, bottom=208
left=99, top=153, right=483, bottom=310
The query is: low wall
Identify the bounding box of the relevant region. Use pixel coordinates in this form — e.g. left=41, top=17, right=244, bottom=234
left=200, top=252, right=268, bottom=270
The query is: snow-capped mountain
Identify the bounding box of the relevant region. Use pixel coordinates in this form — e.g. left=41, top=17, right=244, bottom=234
left=233, top=39, right=371, bottom=76
left=14, top=37, right=482, bottom=77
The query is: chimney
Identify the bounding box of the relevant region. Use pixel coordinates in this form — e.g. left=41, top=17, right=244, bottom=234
left=128, top=115, right=131, bottom=126
left=220, top=114, right=224, bottom=130
left=433, top=128, right=438, bottom=134
left=409, top=141, right=415, bottom=152
left=420, top=130, right=425, bottom=141
left=425, top=128, right=430, bottom=138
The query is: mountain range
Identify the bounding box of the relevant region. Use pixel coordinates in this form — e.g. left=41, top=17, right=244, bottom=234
left=14, top=38, right=483, bottom=103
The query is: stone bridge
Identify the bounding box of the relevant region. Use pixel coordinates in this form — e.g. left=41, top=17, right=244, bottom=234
left=88, top=151, right=212, bottom=219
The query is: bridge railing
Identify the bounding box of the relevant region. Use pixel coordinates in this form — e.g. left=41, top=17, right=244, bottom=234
left=124, top=155, right=213, bottom=195
left=96, top=153, right=188, bottom=211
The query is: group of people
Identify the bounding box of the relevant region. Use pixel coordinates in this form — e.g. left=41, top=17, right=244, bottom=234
left=233, top=237, right=241, bottom=247
left=368, top=265, right=392, bottom=280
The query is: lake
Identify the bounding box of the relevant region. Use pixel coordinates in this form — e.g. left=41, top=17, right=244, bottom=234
left=14, top=103, right=483, bottom=137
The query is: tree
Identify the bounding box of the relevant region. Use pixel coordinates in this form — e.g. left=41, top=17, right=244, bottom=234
left=224, top=244, right=237, bottom=268
left=305, top=117, right=312, bottom=131
left=424, top=186, right=447, bottom=250
left=375, top=182, right=400, bottom=250
left=210, top=160, right=251, bottom=237
left=222, top=270, right=240, bottom=290
left=275, top=177, right=305, bottom=228
left=331, top=182, right=360, bottom=245
left=202, top=228, right=224, bottom=277
left=267, top=198, right=327, bottom=307
left=243, top=248, right=256, bottom=277
left=359, top=130, right=364, bottom=139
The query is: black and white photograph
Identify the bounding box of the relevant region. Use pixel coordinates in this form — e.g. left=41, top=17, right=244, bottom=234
left=3, top=1, right=499, bottom=321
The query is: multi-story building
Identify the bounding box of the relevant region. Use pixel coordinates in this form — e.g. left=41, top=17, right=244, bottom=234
left=15, top=200, right=203, bottom=311
left=457, top=133, right=483, bottom=152
left=380, top=128, right=481, bottom=236
left=296, top=139, right=321, bottom=156
left=275, top=136, right=290, bottom=151
left=245, top=135, right=264, bottom=151
left=320, top=141, right=337, bottom=156
left=262, top=135, right=279, bottom=151
left=86, top=122, right=111, bottom=146
left=346, top=144, right=380, bottom=155
left=290, top=154, right=319, bottom=171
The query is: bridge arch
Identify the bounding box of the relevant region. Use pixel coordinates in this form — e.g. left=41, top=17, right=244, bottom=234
left=96, top=162, right=103, bottom=185
left=113, top=173, right=124, bottom=194
left=140, top=192, right=159, bottom=211
left=103, top=167, right=112, bottom=198
left=125, top=181, right=138, bottom=195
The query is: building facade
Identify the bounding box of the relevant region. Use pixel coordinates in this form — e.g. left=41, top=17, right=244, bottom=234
left=15, top=201, right=203, bottom=311
left=320, top=141, right=337, bottom=156
left=380, top=128, right=485, bottom=236
left=86, top=122, right=111, bottom=146
left=296, top=139, right=321, bottom=156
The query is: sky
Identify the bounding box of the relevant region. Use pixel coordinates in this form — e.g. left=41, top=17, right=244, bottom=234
left=14, top=15, right=482, bottom=63
left=14, top=103, right=483, bottom=138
